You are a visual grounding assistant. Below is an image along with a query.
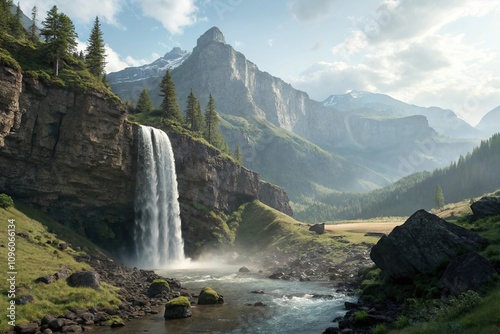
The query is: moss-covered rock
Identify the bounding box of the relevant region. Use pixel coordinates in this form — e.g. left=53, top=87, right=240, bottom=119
left=147, top=279, right=170, bottom=297
left=198, top=286, right=224, bottom=305
left=164, top=296, right=192, bottom=319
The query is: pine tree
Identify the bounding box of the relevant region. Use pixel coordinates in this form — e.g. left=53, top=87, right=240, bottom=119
left=159, top=70, right=182, bottom=122
left=434, top=185, right=445, bottom=209
left=234, top=145, right=243, bottom=165
left=85, top=16, right=106, bottom=77
left=28, top=5, right=38, bottom=42
left=136, top=88, right=154, bottom=114
left=0, top=0, right=15, bottom=34
left=204, top=94, right=226, bottom=150
left=11, top=2, right=24, bottom=38
left=184, top=89, right=204, bottom=132
left=40, top=6, right=78, bottom=77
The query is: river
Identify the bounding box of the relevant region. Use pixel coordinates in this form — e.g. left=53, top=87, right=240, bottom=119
left=93, top=263, right=352, bottom=333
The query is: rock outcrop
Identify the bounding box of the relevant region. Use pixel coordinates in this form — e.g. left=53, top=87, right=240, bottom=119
left=0, top=65, right=293, bottom=258
left=470, top=196, right=500, bottom=220
left=370, top=210, right=488, bottom=279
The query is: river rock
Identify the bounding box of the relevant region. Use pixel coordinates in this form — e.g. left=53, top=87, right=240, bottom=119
left=164, top=296, right=192, bottom=319
left=438, top=251, right=497, bottom=295
left=370, top=210, right=487, bottom=279
left=198, top=287, right=224, bottom=305
left=146, top=279, right=170, bottom=297
left=239, top=266, right=250, bottom=272
left=470, top=196, right=500, bottom=220
left=309, top=223, right=325, bottom=235
left=67, top=271, right=100, bottom=289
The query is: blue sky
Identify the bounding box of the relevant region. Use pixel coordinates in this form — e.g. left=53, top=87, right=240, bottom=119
left=19, top=0, right=500, bottom=125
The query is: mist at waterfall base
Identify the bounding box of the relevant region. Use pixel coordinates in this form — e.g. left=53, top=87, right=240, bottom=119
left=130, top=125, right=186, bottom=269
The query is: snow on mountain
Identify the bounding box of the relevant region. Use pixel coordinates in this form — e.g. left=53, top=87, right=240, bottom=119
left=107, top=47, right=190, bottom=85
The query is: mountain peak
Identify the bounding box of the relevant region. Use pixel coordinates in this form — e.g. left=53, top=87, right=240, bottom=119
left=196, top=27, right=226, bottom=48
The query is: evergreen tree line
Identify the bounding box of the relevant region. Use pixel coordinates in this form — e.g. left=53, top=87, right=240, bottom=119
left=134, top=70, right=243, bottom=165
left=1, top=2, right=106, bottom=80
left=295, top=133, right=500, bottom=222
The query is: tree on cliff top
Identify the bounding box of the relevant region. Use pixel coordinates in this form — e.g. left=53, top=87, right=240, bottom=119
left=185, top=89, right=204, bottom=133
left=159, top=69, right=182, bottom=122
left=204, top=94, right=228, bottom=152
left=85, top=16, right=107, bottom=77
left=40, top=6, right=78, bottom=77
left=136, top=88, right=154, bottom=114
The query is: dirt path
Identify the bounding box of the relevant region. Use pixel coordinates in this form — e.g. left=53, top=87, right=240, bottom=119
left=325, top=221, right=403, bottom=234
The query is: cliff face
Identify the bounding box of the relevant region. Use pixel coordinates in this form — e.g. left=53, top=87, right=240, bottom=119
left=0, top=65, right=292, bottom=257
left=0, top=66, right=137, bottom=247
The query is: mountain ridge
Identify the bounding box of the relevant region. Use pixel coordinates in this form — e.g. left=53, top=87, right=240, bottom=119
left=107, top=26, right=480, bottom=199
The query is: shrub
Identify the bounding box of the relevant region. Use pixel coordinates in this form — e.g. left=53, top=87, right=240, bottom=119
left=372, top=324, right=388, bottom=334
left=0, top=193, right=14, bottom=209
left=354, top=310, right=369, bottom=324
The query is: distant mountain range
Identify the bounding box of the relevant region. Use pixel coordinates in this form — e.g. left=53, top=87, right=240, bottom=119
left=108, top=27, right=490, bottom=200
left=476, top=106, right=500, bottom=137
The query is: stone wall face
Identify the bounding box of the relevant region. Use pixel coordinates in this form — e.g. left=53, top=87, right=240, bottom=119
left=0, top=66, right=293, bottom=258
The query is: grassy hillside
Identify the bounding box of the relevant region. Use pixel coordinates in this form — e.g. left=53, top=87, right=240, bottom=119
left=234, top=201, right=380, bottom=264
left=0, top=200, right=120, bottom=332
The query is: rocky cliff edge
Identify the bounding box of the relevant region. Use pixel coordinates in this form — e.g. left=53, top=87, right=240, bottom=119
left=0, top=65, right=292, bottom=258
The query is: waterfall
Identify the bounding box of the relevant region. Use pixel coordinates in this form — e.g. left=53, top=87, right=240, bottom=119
left=134, top=126, right=185, bottom=268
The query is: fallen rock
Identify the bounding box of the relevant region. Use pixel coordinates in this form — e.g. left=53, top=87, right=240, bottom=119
left=67, top=271, right=100, bottom=289
left=370, top=210, right=487, bottom=279
left=239, top=266, right=250, bottom=272
left=14, top=323, right=39, bottom=333
left=164, top=296, right=192, bottom=319
left=16, top=294, right=34, bottom=305
left=198, top=286, right=224, bottom=305
left=35, top=275, right=56, bottom=284
left=309, top=223, right=325, bottom=235
left=470, top=196, right=500, bottom=220
left=438, top=251, right=497, bottom=295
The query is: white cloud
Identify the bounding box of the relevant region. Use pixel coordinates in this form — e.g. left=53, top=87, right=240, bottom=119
left=132, top=0, right=198, bottom=34
left=104, top=45, right=157, bottom=73
left=21, top=0, right=124, bottom=27
left=288, top=0, right=337, bottom=22
left=268, top=38, right=274, bottom=47
left=292, top=33, right=500, bottom=124
left=294, top=0, right=500, bottom=124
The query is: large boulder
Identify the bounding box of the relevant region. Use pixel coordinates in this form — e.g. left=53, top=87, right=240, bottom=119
left=146, top=279, right=170, bottom=297
left=67, top=271, right=100, bottom=289
left=370, top=210, right=488, bottom=279
left=470, top=196, right=500, bottom=220
left=198, top=287, right=224, bottom=305
left=309, top=223, right=325, bottom=235
left=438, top=251, right=497, bottom=295
left=164, top=296, right=192, bottom=319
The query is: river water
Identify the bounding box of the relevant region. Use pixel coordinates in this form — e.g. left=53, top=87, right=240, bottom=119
left=94, top=264, right=352, bottom=334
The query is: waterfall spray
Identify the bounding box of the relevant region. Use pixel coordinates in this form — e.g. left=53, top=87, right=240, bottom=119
left=134, top=126, right=185, bottom=268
